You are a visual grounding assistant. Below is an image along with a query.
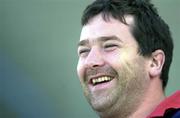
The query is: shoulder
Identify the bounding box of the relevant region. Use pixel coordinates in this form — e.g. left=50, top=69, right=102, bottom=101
left=148, top=90, right=180, bottom=118
left=162, top=108, right=180, bottom=118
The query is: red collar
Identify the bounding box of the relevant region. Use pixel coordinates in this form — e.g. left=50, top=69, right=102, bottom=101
left=147, top=90, right=180, bottom=117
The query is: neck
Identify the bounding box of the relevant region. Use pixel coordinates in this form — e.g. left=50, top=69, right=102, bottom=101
left=130, top=78, right=165, bottom=118
left=98, top=77, right=165, bottom=118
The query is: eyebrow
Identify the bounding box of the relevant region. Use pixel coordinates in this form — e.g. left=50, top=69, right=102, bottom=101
left=77, top=35, right=122, bottom=47
left=77, top=39, right=89, bottom=47
left=99, top=36, right=122, bottom=42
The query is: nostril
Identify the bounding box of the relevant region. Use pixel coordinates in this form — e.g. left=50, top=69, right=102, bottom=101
left=89, top=60, right=105, bottom=68
left=92, top=64, right=100, bottom=68
left=85, top=60, right=105, bottom=69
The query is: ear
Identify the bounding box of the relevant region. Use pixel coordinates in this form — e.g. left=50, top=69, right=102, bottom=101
left=149, top=50, right=165, bottom=78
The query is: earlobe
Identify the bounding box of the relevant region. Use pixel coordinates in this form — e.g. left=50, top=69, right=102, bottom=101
left=149, top=50, right=165, bottom=78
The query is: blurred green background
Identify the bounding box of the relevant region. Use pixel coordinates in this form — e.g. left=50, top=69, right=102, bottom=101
left=0, top=0, right=179, bottom=118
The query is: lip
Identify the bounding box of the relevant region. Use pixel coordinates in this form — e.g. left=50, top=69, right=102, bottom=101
left=87, top=74, right=114, bottom=85
left=87, top=74, right=116, bottom=91
left=89, top=77, right=116, bottom=92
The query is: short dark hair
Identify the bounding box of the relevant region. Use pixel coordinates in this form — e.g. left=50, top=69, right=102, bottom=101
left=81, top=0, right=173, bottom=89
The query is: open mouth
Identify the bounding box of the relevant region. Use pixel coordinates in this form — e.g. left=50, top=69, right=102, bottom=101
left=90, top=76, right=114, bottom=86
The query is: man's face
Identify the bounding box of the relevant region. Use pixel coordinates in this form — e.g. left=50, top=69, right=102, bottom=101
left=77, top=14, right=150, bottom=114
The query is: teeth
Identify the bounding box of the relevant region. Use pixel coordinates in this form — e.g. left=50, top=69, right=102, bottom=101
left=98, top=78, right=101, bottom=82
left=92, top=79, right=96, bottom=84
left=92, top=76, right=113, bottom=85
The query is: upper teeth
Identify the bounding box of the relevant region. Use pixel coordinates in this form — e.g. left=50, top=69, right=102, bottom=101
left=92, top=76, right=112, bottom=85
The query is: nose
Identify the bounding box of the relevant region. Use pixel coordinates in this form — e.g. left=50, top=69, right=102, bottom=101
left=85, top=47, right=105, bottom=68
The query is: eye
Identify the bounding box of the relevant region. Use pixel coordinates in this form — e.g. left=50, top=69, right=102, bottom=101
left=78, top=48, right=90, bottom=57
left=104, top=43, right=119, bottom=51
left=104, top=44, right=118, bottom=48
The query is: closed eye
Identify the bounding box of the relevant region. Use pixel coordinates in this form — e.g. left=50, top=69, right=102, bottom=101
left=104, top=44, right=118, bottom=48
left=79, top=49, right=89, bottom=54
left=78, top=48, right=90, bottom=56
left=103, top=43, right=119, bottom=52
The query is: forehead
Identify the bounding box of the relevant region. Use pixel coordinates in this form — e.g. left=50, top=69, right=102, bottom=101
left=80, top=14, right=135, bottom=44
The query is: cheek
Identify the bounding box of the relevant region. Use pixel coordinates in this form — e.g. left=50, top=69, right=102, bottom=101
left=77, top=58, right=89, bottom=86
left=77, top=60, right=84, bottom=80
left=119, top=57, right=148, bottom=82
left=103, top=51, right=130, bottom=69
left=103, top=52, right=121, bottom=65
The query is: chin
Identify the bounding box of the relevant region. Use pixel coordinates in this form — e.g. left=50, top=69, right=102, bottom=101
left=88, top=95, right=116, bottom=113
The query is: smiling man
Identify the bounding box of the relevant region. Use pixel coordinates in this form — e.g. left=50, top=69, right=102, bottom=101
left=77, top=0, right=180, bottom=118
